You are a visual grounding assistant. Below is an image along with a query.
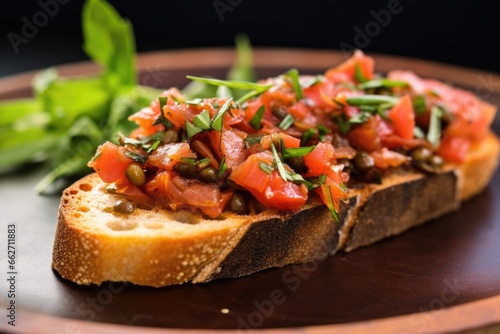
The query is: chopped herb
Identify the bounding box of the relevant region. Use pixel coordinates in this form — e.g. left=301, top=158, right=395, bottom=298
left=346, top=95, right=400, bottom=106
left=278, top=114, right=295, bottom=130
left=211, top=98, right=233, bottom=132
left=302, top=128, right=317, bottom=143
left=271, top=142, right=288, bottom=181
left=186, top=120, right=203, bottom=138
left=354, top=63, right=369, bottom=83
left=286, top=68, right=304, bottom=100
left=349, top=111, right=372, bottom=124
left=302, top=75, right=323, bottom=88
left=153, top=97, right=174, bottom=128
left=185, top=98, right=203, bottom=105
left=317, top=124, right=329, bottom=141
left=181, top=157, right=196, bottom=165
left=218, top=156, right=228, bottom=178
left=124, top=151, right=148, bottom=164
left=283, top=145, right=315, bottom=159
left=427, top=106, right=443, bottom=147
left=148, top=139, right=161, bottom=153
left=193, top=110, right=211, bottom=130
left=259, top=161, right=274, bottom=174
left=186, top=75, right=272, bottom=92
left=413, top=126, right=425, bottom=139
left=321, top=184, right=339, bottom=223
left=358, top=79, right=408, bottom=90
left=412, top=95, right=427, bottom=115
left=216, top=85, right=232, bottom=98
left=197, top=158, right=211, bottom=169
left=244, top=133, right=264, bottom=147
left=334, top=115, right=351, bottom=134
left=249, top=105, right=265, bottom=130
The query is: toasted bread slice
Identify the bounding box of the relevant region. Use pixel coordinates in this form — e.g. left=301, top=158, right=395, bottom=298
left=51, top=132, right=500, bottom=287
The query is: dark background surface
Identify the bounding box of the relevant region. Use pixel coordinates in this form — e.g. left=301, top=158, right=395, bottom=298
left=0, top=0, right=499, bottom=78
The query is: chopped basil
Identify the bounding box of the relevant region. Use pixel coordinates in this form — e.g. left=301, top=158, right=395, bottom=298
left=153, top=97, right=174, bottom=128
left=283, top=145, right=315, bottom=159
left=413, top=126, right=425, bottom=139
left=244, top=133, right=264, bottom=147
left=427, top=106, right=443, bottom=147
left=186, top=75, right=272, bottom=93
left=358, top=79, right=408, bottom=90
left=180, top=157, right=196, bottom=165
left=124, top=151, right=148, bottom=164
left=185, top=98, right=203, bottom=105
left=149, top=139, right=161, bottom=153
left=354, top=63, right=369, bottom=83
left=211, top=98, right=233, bottom=132
left=216, top=85, right=232, bottom=98
left=249, top=105, right=265, bottom=130
left=348, top=111, right=372, bottom=124
left=286, top=68, right=304, bottom=100
left=218, top=155, right=228, bottom=178
left=302, top=128, right=317, bottom=144
left=193, top=110, right=211, bottom=130
left=302, top=75, right=323, bottom=88
left=186, top=120, right=203, bottom=138
left=346, top=95, right=400, bottom=106
left=271, top=142, right=288, bottom=181
left=334, top=115, right=351, bottom=134
left=259, top=161, right=274, bottom=174
left=278, top=114, right=295, bottom=130
left=412, top=95, right=427, bottom=115
left=317, top=124, right=329, bottom=141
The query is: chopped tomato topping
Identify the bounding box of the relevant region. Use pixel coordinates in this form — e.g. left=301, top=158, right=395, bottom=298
left=148, top=143, right=195, bottom=170
left=304, top=142, right=335, bottom=175
left=325, top=50, right=375, bottom=83
left=387, top=95, right=415, bottom=140
left=436, top=136, right=470, bottom=163
left=88, top=141, right=133, bottom=185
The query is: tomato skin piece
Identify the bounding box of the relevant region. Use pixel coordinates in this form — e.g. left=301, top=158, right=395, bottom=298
left=325, top=50, right=375, bottom=83
left=303, top=142, right=335, bottom=175
left=88, top=141, right=133, bottom=184
left=387, top=95, right=415, bottom=140
left=436, top=136, right=470, bottom=163
left=347, top=116, right=383, bottom=152
left=260, top=132, right=301, bottom=150
left=148, top=143, right=195, bottom=170
left=229, top=151, right=307, bottom=211
left=208, top=128, right=247, bottom=169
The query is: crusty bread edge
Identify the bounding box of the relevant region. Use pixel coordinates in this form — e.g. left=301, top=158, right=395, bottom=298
left=51, top=131, right=500, bottom=287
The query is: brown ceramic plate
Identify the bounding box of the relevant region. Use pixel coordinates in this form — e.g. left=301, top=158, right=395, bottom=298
left=1, top=49, right=500, bottom=334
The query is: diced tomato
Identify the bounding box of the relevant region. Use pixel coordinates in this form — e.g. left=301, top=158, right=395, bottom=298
left=436, top=136, right=470, bottom=163
left=260, top=132, right=301, bottom=150
left=201, top=189, right=234, bottom=218
left=145, top=170, right=172, bottom=196
left=148, top=143, right=195, bottom=170
left=208, top=128, right=247, bottom=169
left=304, top=142, right=335, bottom=175
left=287, top=101, right=310, bottom=119
left=88, top=141, right=133, bottom=185
left=370, top=148, right=409, bottom=170
left=116, top=184, right=155, bottom=209
left=347, top=116, right=383, bottom=152
left=229, top=151, right=308, bottom=211
left=315, top=168, right=348, bottom=212
left=325, top=50, right=375, bottom=83
left=387, top=95, right=415, bottom=140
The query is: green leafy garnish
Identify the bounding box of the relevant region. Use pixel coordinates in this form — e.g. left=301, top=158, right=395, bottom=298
left=193, top=110, right=211, bottom=130
left=358, top=79, right=408, bottom=90
left=153, top=97, right=174, bottom=128
left=249, top=105, right=265, bottom=130
left=218, top=156, right=228, bottom=178
left=186, top=121, right=203, bottom=138
left=278, top=114, right=295, bottom=130
left=427, top=106, right=443, bottom=147
left=354, top=63, right=369, bottom=83
left=346, top=95, right=400, bottom=106
left=283, top=146, right=315, bottom=159
left=181, top=157, right=196, bottom=165
left=211, top=98, right=233, bottom=132
left=285, top=68, right=304, bottom=100
left=124, top=151, right=148, bottom=164
left=412, top=95, right=427, bottom=115
left=271, top=142, right=288, bottom=181
left=321, top=184, right=339, bottom=223
left=259, top=162, right=274, bottom=174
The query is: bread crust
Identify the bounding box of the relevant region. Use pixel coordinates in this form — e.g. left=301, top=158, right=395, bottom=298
left=51, top=132, right=500, bottom=287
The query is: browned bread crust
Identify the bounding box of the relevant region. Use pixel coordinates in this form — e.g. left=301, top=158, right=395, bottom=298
left=51, top=132, right=500, bottom=287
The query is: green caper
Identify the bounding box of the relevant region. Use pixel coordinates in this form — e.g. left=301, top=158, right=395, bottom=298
left=126, top=162, right=146, bottom=186
left=286, top=156, right=307, bottom=174
left=411, top=147, right=432, bottom=163
left=162, top=128, right=178, bottom=144
left=428, top=155, right=444, bottom=168
left=228, top=193, right=249, bottom=215
left=173, top=162, right=197, bottom=179
left=353, top=151, right=375, bottom=174
left=196, top=167, right=218, bottom=183
left=113, top=199, right=135, bottom=214
left=227, top=179, right=247, bottom=191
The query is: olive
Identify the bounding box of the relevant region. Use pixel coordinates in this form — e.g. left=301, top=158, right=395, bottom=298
left=173, top=162, right=197, bottom=179
left=353, top=151, right=375, bottom=174
left=113, top=199, right=135, bottom=214
left=286, top=156, right=307, bottom=174
left=228, top=193, right=249, bottom=215
left=162, top=129, right=178, bottom=144
left=411, top=147, right=432, bottom=163
left=429, top=155, right=444, bottom=168
left=126, top=162, right=146, bottom=186
left=196, top=167, right=218, bottom=183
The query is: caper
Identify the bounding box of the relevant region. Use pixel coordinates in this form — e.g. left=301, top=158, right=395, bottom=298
left=428, top=155, right=444, bottom=168
left=227, top=179, right=247, bottom=191
left=411, top=147, right=432, bottom=163
left=162, top=128, right=178, bottom=144
left=126, top=162, right=146, bottom=186
left=196, top=167, right=218, bottom=183
left=353, top=151, right=375, bottom=174
left=286, top=156, right=307, bottom=174
left=173, top=162, right=197, bottom=179
left=113, top=199, right=135, bottom=214
left=228, top=193, right=249, bottom=215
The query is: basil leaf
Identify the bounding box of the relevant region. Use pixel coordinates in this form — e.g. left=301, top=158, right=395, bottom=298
left=193, top=110, right=211, bottom=130
left=216, top=85, right=233, bottom=99
left=412, top=95, right=427, bottom=115
left=354, top=63, right=369, bottom=83
left=186, top=121, right=203, bottom=138
left=82, top=0, right=136, bottom=90
left=278, top=114, right=295, bottom=130
left=427, top=106, right=443, bottom=147
left=346, top=95, right=400, bottom=106
left=249, top=105, right=265, bottom=130
left=283, top=146, right=315, bottom=159
left=0, top=98, right=43, bottom=128
left=125, top=151, right=148, bottom=164
left=271, top=142, right=288, bottom=181
left=358, top=79, right=408, bottom=90
left=259, top=162, right=274, bottom=174
left=211, top=98, right=233, bottom=132
left=286, top=68, right=303, bottom=100
left=218, top=156, right=228, bottom=178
